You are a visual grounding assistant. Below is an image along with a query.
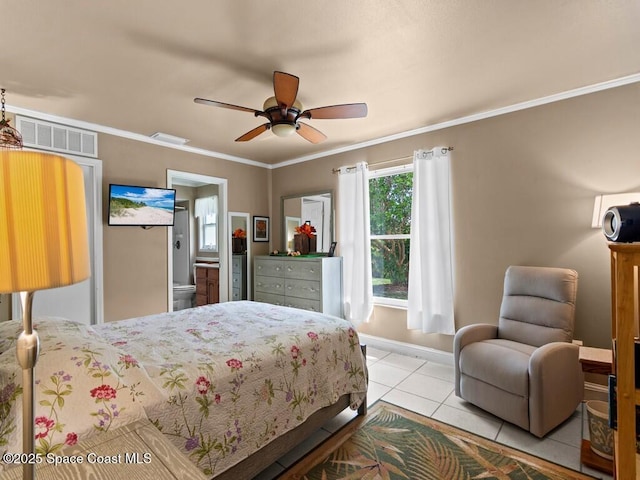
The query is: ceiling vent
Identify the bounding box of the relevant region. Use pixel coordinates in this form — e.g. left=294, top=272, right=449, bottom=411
left=150, top=132, right=189, bottom=146
left=15, top=116, right=98, bottom=158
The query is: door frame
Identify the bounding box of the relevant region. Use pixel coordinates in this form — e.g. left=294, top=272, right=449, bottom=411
left=13, top=152, right=104, bottom=325
left=228, top=211, right=251, bottom=300
left=167, top=169, right=228, bottom=311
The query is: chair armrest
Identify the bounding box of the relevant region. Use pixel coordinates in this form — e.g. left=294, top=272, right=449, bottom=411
left=453, top=324, right=498, bottom=396
left=528, top=342, right=584, bottom=437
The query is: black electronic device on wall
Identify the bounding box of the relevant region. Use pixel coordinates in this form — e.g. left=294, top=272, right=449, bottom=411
left=602, top=203, right=640, bottom=242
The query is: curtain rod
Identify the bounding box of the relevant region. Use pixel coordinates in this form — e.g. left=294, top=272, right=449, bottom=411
left=332, top=146, right=453, bottom=173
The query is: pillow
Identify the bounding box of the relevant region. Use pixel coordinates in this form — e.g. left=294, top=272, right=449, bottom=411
left=0, top=317, right=162, bottom=463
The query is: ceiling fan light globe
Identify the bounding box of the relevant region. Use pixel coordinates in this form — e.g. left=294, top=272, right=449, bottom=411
left=271, top=123, right=296, bottom=137
left=263, top=96, right=279, bottom=111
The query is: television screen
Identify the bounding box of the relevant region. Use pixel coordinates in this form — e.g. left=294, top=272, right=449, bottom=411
left=108, top=184, right=176, bottom=227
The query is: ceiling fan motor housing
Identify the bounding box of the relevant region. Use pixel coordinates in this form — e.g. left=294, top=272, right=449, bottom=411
left=603, top=203, right=640, bottom=242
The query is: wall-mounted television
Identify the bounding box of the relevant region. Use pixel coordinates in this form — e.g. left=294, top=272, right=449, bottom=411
left=108, top=184, right=176, bottom=227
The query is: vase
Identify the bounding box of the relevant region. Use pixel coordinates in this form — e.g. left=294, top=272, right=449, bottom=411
left=293, top=234, right=317, bottom=255
left=232, top=237, right=246, bottom=254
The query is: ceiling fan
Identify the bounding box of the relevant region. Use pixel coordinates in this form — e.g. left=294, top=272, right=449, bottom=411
left=194, top=71, right=367, bottom=144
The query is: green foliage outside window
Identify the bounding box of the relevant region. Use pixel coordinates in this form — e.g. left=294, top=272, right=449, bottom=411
left=369, top=171, right=413, bottom=300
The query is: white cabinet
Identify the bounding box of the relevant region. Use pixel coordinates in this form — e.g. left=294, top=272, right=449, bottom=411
left=254, top=256, right=343, bottom=318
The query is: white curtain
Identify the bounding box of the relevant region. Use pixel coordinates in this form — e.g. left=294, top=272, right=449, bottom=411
left=407, top=148, right=455, bottom=334
left=195, top=196, right=217, bottom=221
left=338, top=162, right=373, bottom=325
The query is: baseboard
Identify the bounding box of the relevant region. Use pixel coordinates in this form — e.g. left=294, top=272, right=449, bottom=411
left=358, top=333, right=454, bottom=366
left=583, top=380, right=609, bottom=402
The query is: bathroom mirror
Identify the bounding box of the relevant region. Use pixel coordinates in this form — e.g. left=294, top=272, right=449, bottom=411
left=281, top=190, right=333, bottom=252
left=228, top=212, right=251, bottom=301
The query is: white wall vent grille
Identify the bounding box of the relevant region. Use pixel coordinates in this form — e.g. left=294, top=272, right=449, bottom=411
left=15, top=116, right=98, bottom=158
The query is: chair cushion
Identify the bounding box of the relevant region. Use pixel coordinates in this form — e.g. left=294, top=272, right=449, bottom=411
left=498, top=266, right=577, bottom=346
left=459, top=339, right=536, bottom=397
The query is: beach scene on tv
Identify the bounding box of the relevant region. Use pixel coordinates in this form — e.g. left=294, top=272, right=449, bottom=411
left=108, top=185, right=175, bottom=226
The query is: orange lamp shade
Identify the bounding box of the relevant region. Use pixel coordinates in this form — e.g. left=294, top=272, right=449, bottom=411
left=0, top=151, right=90, bottom=293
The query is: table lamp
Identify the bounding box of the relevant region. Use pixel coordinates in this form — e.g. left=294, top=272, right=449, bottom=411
left=0, top=150, right=90, bottom=480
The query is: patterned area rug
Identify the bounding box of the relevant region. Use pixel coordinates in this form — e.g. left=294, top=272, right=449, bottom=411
left=280, top=401, right=595, bottom=480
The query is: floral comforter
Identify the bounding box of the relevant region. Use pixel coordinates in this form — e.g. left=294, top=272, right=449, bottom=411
left=0, top=301, right=368, bottom=477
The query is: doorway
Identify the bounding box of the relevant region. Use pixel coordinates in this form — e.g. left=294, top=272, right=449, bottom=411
left=167, top=170, right=228, bottom=310
left=12, top=154, right=104, bottom=325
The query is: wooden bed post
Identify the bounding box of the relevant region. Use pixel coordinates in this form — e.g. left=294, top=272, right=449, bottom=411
left=358, top=344, right=368, bottom=416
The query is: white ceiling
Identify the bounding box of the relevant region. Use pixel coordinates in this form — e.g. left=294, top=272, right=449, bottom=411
left=3, top=1, right=639, bottom=166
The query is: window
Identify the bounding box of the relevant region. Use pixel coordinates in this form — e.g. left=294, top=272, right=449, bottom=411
left=369, top=165, right=413, bottom=305
left=195, top=196, right=218, bottom=252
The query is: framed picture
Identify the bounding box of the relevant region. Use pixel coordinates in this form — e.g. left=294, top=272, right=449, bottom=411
left=328, top=241, right=337, bottom=257
left=253, top=216, right=269, bottom=242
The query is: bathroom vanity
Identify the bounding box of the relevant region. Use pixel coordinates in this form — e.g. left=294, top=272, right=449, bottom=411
left=195, top=263, right=219, bottom=306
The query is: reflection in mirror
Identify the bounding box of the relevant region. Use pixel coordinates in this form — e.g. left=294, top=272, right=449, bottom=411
left=228, top=212, right=251, bottom=300
left=281, top=191, right=333, bottom=252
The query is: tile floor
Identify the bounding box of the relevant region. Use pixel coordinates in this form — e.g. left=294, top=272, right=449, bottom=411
left=255, top=347, right=612, bottom=479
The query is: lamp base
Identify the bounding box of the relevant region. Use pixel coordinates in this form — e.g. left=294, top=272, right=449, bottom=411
left=17, top=292, right=38, bottom=480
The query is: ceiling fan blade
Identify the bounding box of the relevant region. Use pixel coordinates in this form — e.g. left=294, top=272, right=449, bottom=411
left=301, top=103, right=368, bottom=120
left=235, top=123, right=270, bottom=142
left=194, top=98, right=261, bottom=115
left=273, top=71, right=299, bottom=109
left=296, top=122, right=327, bottom=144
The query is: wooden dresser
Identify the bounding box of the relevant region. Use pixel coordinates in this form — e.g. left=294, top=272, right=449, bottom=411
left=254, top=255, right=343, bottom=318
left=231, top=254, right=247, bottom=301
left=195, top=264, right=219, bottom=306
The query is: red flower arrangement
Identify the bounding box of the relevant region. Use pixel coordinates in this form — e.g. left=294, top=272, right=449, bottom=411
left=295, top=222, right=316, bottom=238
left=232, top=228, right=246, bottom=239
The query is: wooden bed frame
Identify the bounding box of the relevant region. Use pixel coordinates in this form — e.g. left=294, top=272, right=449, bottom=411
left=214, top=345, right=368, bottom=480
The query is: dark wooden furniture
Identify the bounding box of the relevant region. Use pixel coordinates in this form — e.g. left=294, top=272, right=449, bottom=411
left=195, top=264, right=219, bottom=306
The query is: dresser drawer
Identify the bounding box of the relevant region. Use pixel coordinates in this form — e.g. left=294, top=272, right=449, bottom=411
left=284, top=296, right=321, bottom=313
left=284, top=261, right=321, bottom=281
left=254, top=275, right=285, bottom=295
left=232, top=256, right=243, bottom=271
left=285, top=278, right=321, bottom=301
left=253, top=255, right=343, bottom=318
left=255, top=258, right=285, bottom=277
left=255, top=292, right=285, bottom=306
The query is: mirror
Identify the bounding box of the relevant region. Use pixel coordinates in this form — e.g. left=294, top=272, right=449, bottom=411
left=229, top=212, right=251, bottom=301
left=281, top=191, right=333, bottom=252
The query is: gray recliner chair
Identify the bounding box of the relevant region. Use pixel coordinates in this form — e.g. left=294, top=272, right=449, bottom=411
left=454, top=266, right=583, bottom=438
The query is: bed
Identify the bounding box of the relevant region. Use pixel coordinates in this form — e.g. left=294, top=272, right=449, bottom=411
left=0, top=301, right=368, bottom=479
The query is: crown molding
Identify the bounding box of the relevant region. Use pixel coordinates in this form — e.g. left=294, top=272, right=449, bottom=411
left=7, top=72, right=640, bottom=171
left=272, top=72, right=640, bottom=169
left=5, top=105, right=270, bottom=169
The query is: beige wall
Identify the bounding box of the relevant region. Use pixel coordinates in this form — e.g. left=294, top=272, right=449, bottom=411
left=101, top=135, right=271, bottom=322
left=0, top=294, right=10, bottom=321
left=271, top=82, right=640, bottom=352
